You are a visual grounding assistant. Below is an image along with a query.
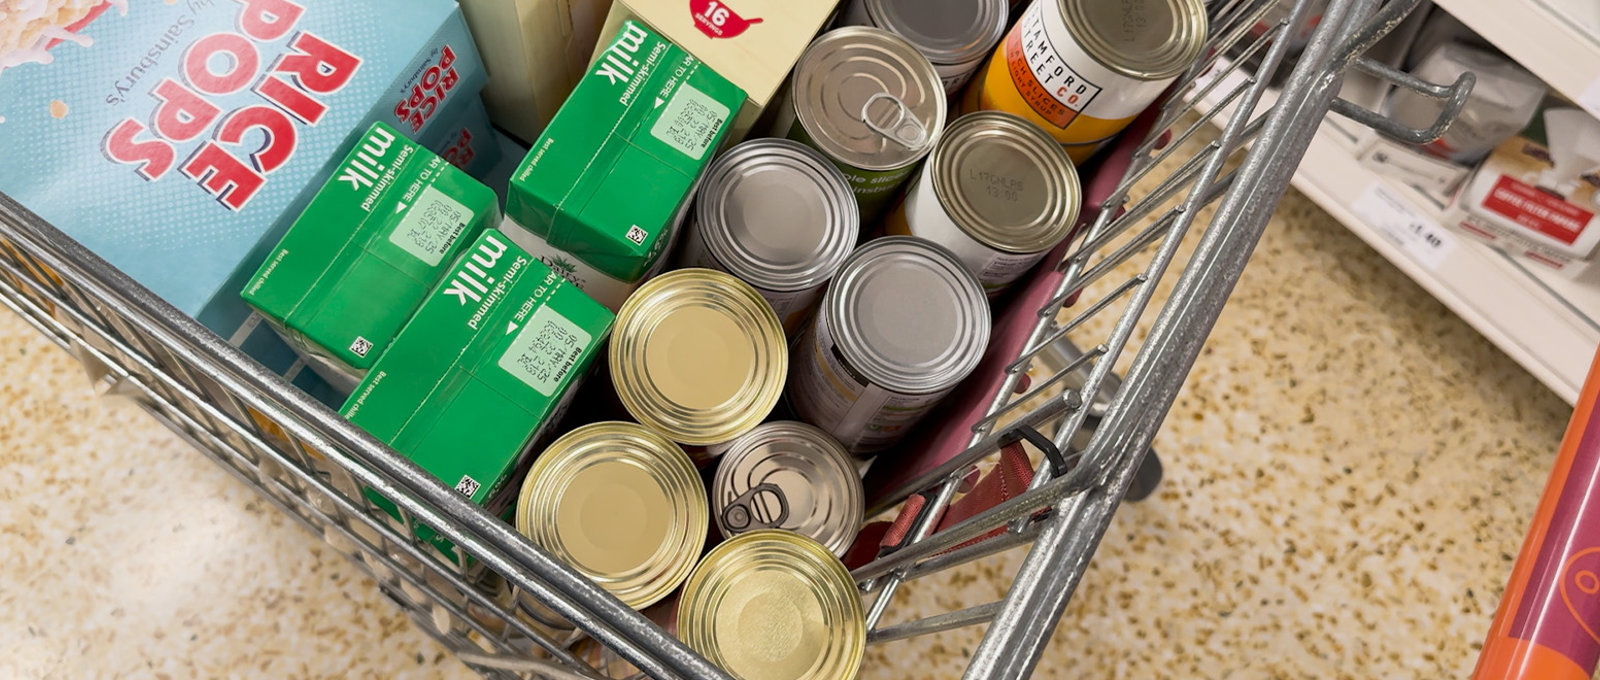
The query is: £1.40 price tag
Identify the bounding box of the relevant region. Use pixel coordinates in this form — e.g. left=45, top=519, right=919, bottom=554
left=1350, top=183, right=1457, bottom=271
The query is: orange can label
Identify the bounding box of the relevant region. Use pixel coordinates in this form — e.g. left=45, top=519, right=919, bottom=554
left=967, top=0, right=1173, bottom=162
left=1002, top=8, right=1102, bottom=129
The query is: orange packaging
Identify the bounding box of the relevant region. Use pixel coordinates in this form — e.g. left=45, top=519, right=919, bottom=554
left=1475, top=347, right=1600, bottom=680
left=963, top=0, right=1205, bottom=163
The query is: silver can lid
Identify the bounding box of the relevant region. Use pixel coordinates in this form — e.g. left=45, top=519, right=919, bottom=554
left=711, top=421, right=864, bottom=557
left=695, top=139, right=861, bottom=292
left=824, top=236, right=989, bottom=394
left=863, top=0, right=1008, bottom=67
left=931, top=111, right=1082, bottom=255
left=792, top=26, right=947, bottom=171
left=1059, top=0, right=1208, bottom=81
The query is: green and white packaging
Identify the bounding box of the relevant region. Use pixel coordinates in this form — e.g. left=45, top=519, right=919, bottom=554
left=504, top=21, right=745, bottom=311
left=342, top=229, right=614, bottom=556
left=243, top=123, right=500, bottom=393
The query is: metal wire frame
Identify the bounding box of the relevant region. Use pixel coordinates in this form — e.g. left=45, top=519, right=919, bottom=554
left=845, top=0, right=1471, bottom=676
left=0, top=0, right=1467, bottom=676
left=0, top=200, right=733, bottom=680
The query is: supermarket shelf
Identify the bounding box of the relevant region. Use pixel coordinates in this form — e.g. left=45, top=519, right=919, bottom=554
left=1193, top=60, right=1600, bottom=404
left=1433, top=0, right=1600, bottom=117
left=1289, top=121, right=1599, bottom=404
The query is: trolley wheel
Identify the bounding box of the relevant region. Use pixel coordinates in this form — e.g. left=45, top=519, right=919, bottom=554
left=1123, top=450, right=1163, bottom=503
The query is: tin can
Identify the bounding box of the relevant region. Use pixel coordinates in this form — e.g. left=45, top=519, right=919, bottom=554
left=611, top=269, right=788, bottom=447
left=965, top=0, right=1208, bottom=163
left=677, top=530, right=866, bottom=680
left=711, top=421, right=865, bottom=556
left=789, top=237, right=990, bottom=455
left=776, top=27, right=947, bottom=221
left=679, top=139, right=859, bottom=334
left=839, top=0, right=1010, bottom=95
left=886, top=111, right=1082, bottom=295
left=513, top=422, right=707, bottom=624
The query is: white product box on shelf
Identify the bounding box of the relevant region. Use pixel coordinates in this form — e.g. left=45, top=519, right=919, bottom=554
left=1444, top=108, right=1600, bottom=281
left=1357, top=135, right=1471, bottom=200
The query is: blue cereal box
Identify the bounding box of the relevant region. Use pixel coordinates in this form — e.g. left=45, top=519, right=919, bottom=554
left=0, top=0, right=488, bottom=382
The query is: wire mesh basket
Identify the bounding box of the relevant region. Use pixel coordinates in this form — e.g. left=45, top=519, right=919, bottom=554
left=0, top=0, right=1470, bottom=677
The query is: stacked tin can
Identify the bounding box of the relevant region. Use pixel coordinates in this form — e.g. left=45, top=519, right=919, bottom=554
left=965, top=0, right=1208, bottom=162
left=839, top=0, right=1010, bottom=95
left=489, top=3, right=1214, bottom=677
left=776, top=26, right=947, bottom=222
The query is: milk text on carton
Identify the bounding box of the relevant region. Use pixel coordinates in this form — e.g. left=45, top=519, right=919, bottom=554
left=101, top=0, right=363, bottom=211
left=335, top=124, right=399, bottom=192
left=595, top=23, right=649, bottom=88
left=444, top=231, right=512, bottom=308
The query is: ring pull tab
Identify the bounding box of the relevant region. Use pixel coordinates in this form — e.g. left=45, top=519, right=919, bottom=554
left=861, top=91, right=927, bottom=149
left=720, top=482, right=791, bottom=532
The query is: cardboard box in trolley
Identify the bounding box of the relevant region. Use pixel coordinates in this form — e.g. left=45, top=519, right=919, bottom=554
left=504, top=21, right=743, bottom=311
left=0, top=0, right=488, bottom=391
left=341, top=229, right=613, bottom=557
left=242, top=123, right=502, bottom=394
left=457, top=0, right=616, bottom=142
left=1443, top=107, right=1600, bottom=281
left=593, top=0, right=839, bottom=141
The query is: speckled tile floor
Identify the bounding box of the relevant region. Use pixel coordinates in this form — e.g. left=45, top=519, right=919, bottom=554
left=0, top=131, right=1576, bottom=678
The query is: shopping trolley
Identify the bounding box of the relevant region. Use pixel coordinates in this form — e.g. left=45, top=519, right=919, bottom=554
left=0, top=0, right=1472, bottom=677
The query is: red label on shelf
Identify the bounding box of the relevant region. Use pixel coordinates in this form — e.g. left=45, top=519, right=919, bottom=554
left=1481, top=176, right=1595, bottom=246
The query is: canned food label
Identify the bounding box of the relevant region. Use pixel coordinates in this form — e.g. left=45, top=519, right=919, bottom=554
left=972, top=0, right=1177, bottom=159
left=895, top=165, right=1047, bottom=294
left=790, top=313, right=947, bottom=453
left=389, top=185, right=473, bottom=267
left=938, top=62, right=982, bottom=96
left=785, top=117, right=917, bottom=220
left=761, top=286, right=824, bottom=333
left=1007, top=2, right=1104, bottom=129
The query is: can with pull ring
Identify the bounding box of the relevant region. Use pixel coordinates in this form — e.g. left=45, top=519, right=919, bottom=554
left=710, top=421, right=864, bottom=557
left=775, top=26, right=947, bottom=221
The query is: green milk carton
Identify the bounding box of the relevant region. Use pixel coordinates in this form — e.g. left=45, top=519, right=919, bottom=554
left=342, top=229, right=613, bottom=558
left=243, top=123, right=500, bottom=393
left=504, top=21, right=745, bottom=311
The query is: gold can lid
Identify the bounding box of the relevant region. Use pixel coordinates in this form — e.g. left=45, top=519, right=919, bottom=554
left=515, top=422, right=707, bottom=610
left=931, top=111, right=1082, bottom=255
left=1059, top=0, right=1208, bottom=81
left=677, top=530, right=865, bottom=680
left=611, top=269, right=788, bottom=446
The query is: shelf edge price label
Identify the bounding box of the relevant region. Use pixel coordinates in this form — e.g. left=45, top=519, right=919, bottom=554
left=1351, top=183, right=1457, bottom=271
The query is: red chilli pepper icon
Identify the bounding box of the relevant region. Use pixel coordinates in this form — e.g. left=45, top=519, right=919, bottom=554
left=689, top=0, right=762, bottom=39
